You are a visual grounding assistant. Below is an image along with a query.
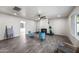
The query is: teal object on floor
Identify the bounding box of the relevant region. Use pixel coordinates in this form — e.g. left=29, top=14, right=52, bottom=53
left=28, top=31, right=34, bottom=38
left=39, top=32, right=46, bottom=41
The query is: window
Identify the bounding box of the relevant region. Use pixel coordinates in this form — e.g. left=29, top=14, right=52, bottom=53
left=20, top=21, right=25, bottom=28
left=76, top=15, right=79, bottom=35
left=20, top=23, right=24, bottom=28
left=71, top=14, right=79, bottom=39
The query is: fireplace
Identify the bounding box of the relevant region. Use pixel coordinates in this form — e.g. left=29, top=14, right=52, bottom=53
left=41, top=28, right=47, bottom=34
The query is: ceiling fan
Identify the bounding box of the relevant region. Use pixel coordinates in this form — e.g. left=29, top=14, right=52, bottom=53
left=35, top=14, right=47, bottom=21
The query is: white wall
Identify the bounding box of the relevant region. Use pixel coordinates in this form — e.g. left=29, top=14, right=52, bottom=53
left=68, top=7, right=79, bottom=47
left=36, top=18, right=68, bottom=35
left=0, top=13, right=36, bottom=40
left=25, top=20, right=36, bottom=34
left=49, top=18, right=68, bottom=35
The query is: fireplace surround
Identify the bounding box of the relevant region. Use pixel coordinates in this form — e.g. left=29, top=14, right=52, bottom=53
left=41, top=28, right=47, bottom=34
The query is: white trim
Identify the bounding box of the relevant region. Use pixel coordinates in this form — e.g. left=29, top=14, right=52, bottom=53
left=75, top=15, right=77, bottom=36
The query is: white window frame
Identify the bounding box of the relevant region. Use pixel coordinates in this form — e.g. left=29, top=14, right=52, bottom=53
left=71, top=14, right=79, bottom=40
left=76, top=15, right=79, bottom=36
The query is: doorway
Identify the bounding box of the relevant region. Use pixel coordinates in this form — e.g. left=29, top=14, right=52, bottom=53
left=20, top=21, right=26, bottom=42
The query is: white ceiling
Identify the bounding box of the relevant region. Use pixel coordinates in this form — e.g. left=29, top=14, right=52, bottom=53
left=0, top=6, right=75, bottom=20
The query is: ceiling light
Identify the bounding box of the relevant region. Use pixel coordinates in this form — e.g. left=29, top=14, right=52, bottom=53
left=14, top=13, right=17, bottom=15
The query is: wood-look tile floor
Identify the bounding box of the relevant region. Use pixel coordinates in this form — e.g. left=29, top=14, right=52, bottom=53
left=0, top=34, right=72, bottom=53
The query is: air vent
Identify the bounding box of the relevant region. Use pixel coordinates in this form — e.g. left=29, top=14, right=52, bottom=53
left=13, top=6, right=21, bottom=11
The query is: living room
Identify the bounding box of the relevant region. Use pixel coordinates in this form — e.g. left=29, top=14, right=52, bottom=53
left=0, top=6, right=79, bottom=53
